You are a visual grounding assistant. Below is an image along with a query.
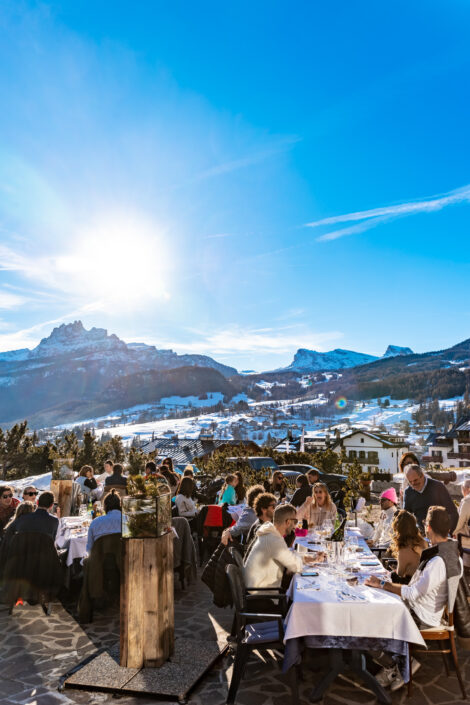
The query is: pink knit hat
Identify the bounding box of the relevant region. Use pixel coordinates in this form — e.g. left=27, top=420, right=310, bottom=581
left=380, top=487, right=398, bottom=504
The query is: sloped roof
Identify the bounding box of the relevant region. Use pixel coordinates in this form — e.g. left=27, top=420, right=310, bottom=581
left=140, top=437, right=260, bottom=464
left=332, top=428, right=406, bottom=449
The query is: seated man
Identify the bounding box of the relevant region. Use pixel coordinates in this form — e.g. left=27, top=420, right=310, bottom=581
left=367, top=487, right=398, bottom=548
left=14, top=491, right=59, bottom=541
left=244, top=503, right=309, bottom=589
left=95, top=459, right=114, bottom=485
left=366, top=505, right=463, bottom=691
left=0, top=485, right=20, bottom=533
left=221, top=484, right=265, bottom=545
left=244, top=492, right=277, bottom=548
left=104, top=463, right=127, bottom=488
left=86, top=489, right=122, bottom=553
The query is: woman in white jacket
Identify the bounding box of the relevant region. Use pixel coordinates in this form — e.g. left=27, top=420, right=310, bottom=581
left=244, top=504, right=306, bottom=588
left=175, top=477, right=198, bottom=522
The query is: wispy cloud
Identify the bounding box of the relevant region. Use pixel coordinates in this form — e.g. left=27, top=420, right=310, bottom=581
left=139, top=325, right=343, bottom=358
left=194, top=136, right=301, bottom=181
left=0, top=291, right=28, bottom=310
left=306, top=183, right=470, bottom=242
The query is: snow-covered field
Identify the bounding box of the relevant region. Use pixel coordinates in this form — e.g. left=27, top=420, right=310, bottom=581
left=54, top=392, right=463, bottom=448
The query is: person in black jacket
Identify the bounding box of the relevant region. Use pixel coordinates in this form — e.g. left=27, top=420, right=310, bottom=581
left=14, top=491, right=59, bottom=542
left=404, top=465, right=458, bottom=534
left=291, top=474, right=311, bottom=508
left=105, top=463, right=127, bottom=489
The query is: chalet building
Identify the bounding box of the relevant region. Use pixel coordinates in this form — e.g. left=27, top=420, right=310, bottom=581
left=333, top=430, right=409, bottom=473
left=302, top=428, right=409, bottom=473
left=421, top=419, right=470, bottom=469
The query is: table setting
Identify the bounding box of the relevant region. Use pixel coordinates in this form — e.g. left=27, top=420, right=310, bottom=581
left=283, top=527, right=426, bottom=703
left=55, top=512, right=91, bottom=566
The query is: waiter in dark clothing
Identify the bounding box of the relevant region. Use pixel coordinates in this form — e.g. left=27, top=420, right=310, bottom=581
left=404, top=464, right=458, bottom=534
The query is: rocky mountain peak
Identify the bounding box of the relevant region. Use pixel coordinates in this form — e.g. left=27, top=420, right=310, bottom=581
left=383, top=345, right=414, bottom=358
left=31, top=320, right=125, bottom=358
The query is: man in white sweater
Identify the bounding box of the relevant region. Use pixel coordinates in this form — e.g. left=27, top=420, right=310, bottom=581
left=244, top=503, right=305, bottom=589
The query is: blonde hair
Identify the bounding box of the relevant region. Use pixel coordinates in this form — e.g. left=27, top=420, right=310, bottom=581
left=311, top=482, right=334, bottom=510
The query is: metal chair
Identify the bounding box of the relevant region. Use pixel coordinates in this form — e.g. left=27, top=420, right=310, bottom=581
left=225, top=564, right=298, bottom=705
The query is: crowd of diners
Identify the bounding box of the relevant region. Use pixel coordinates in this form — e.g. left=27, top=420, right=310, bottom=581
left=0, top=451, right=468, bottom=692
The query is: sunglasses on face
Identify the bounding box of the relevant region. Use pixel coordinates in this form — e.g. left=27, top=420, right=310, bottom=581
left=24, top=491, right=38, bottom=496
left=2, top=494, right=13, bottom=499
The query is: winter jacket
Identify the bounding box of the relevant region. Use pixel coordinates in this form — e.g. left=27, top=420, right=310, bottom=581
left=201, top=540, right=243, bottom=608
left=229, top=505, right=257, bottom=539
left=404, top=477, right=458, bottom=533
left=244, top=522, right=303, bottom=589
left=219, top=485, right=237, bottom=506
left=297, top=500, right=337, bottom=528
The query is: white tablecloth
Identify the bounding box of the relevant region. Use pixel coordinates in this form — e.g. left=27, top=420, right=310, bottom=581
left=285, top=529, right=425, bottom=648
left=56, top=517, right=89, bottom=567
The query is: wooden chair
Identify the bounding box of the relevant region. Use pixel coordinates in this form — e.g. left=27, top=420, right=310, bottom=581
left=225, top=564, right=297, bottom=705
left=407, top=607, right=466, bottom=699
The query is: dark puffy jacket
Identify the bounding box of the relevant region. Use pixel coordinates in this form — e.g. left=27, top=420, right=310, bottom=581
left=201, top=540, right=243, bottom=608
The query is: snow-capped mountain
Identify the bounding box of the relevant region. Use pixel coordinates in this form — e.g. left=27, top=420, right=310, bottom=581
left=0, top=321, right=237, bottom=376
left=283, top=348, right=378, bottom=372
left=383, top=345, right=414, bottom=358
left=0, top=321, right=238, bottom=426
left=280, top=344, right=415, bottom=372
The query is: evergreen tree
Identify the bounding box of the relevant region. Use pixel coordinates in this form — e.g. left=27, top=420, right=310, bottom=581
left=344, top=458, right=364, bottom=511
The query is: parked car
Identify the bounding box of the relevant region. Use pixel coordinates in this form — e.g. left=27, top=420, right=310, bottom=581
left=225, top=457, right=280, bottom=474
left=173, top=463, right=200, bottom=475
left=278, top=464, right=347, bottom=493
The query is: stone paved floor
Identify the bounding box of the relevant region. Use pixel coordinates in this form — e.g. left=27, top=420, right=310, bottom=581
left=0, top=573, right=468, bottom=705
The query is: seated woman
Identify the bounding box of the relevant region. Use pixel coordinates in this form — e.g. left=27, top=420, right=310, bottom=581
left=86, top=489, right=122, bottom=553
left=388, top=509, right=427, bottom=584
left=291, top=474, right=311, bottom=508
left=297, top=482, right=337, bottom=528
left=264, top=470, right=287, bottom=501
left=175, top=478, right=198, bottom=518
left=75, top=465, right=94, bottom=499
left=218, top=474, right=238, bottom=505
left=234, top=471, right=246, bottom=503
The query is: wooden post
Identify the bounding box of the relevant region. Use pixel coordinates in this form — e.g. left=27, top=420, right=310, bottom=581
left=50, top=479, right=73, bottom=517
left=120, top=531, right=174, bottom=668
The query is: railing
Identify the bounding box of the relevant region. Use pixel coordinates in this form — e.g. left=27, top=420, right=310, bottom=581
left=447, top=452, right=470, bottom=460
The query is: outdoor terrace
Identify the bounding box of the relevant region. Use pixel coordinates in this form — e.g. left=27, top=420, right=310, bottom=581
left=1, top=571, right=469, bottom=705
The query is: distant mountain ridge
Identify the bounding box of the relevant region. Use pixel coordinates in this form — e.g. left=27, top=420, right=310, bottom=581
left=281, top=344, right=414, bottom=372
left=0, top=321, right=237, bottom=376
left=0, top=321, right=237, bottom=427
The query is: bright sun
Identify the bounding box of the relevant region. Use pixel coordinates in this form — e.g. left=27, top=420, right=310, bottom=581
left=56, top=212, right=170, bottom=310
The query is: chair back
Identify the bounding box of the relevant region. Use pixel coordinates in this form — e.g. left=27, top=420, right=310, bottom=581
left=226, top=563, right=247, bottom=615
left=228, top=546, right=244, bottom=570
left=87, top=533, right=121, bottom=600
left=2, top=531, right=63, bottom=605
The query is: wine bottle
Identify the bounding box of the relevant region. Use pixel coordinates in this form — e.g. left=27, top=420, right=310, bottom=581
left=330, top=515, right=346, bottom=542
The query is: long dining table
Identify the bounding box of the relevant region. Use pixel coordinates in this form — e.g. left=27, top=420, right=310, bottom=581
left=283, top=527, right=426, bottom=704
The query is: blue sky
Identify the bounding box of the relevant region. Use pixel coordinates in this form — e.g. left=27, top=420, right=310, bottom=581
left=0, top=1, right=469, bottom=371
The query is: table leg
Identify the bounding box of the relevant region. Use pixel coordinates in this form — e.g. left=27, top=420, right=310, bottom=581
left=310, top=649, right=392, bottom=705
left=350, top=650, right=392, bottom=705
left=310, top=649, right=344, bottom=702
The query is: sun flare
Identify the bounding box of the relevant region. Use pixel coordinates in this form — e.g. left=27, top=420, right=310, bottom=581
left=56, top=212, right=170, bottom=310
